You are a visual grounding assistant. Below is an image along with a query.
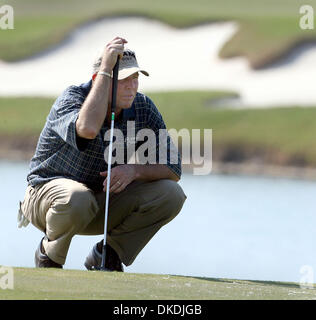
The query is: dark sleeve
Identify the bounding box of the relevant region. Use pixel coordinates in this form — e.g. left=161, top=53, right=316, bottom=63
left=76, top=135, right=90, bottom=152
left=145, top=96, right=182, bottom=178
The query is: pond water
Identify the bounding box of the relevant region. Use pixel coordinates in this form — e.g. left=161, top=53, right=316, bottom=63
left=1, top=160, right=316, bottom=283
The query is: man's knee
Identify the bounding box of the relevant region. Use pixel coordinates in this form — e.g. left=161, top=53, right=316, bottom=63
left=156, top=179, right=187, bottom=219
left=50, top=183, right=99, bottom=229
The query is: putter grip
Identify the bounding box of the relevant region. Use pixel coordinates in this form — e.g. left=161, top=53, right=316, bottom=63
left=111, top=57, right=120, bottom=113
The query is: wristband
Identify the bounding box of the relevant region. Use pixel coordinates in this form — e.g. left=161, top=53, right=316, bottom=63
left=98, top=71, right=111, bottom=78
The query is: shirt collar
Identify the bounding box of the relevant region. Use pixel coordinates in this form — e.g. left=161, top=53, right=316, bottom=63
left=79, top=80, right=136, bottom=120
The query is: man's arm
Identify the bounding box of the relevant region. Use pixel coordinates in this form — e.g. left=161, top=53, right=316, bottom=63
left=76, top=37, right=127, bottom=139
left=100, top=164, right=179, bottom=193
left=76, top=74, right=111, bottom=139
left=134, top=164, right=179, bottom=182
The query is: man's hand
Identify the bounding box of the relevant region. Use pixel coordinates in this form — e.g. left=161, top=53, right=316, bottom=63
left=100, top=164, right=180, bottom=194
left=100, top=37, right=127, bottom=73
left=100, top=164, right=136, bottom=194
left=76, top=36, right=127, bottom=140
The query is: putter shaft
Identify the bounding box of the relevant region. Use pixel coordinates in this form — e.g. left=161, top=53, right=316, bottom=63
left=100, top=57, right=120, bottom=271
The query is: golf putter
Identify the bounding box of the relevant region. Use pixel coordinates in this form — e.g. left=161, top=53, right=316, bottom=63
left=99, top=56, right=120, bottom=271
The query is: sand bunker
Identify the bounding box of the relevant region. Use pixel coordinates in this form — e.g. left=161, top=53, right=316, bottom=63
left=0, top=17, right=316, bottom=107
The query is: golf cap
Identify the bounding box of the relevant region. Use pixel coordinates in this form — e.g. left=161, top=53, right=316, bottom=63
left=118, top=49, right=149, bottom=80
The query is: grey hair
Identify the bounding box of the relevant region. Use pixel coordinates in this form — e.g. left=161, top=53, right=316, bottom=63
left=92, top=49, right=136, bottom=74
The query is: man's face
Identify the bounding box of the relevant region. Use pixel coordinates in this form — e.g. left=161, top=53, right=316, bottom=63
left=115, top=72, right=139, bottom=110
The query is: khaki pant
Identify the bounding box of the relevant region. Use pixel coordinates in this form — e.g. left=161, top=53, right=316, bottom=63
left=21, top=178, right=186, bottom=266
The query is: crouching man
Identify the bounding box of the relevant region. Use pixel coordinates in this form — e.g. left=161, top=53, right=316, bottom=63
left=18, top=36, right=186, bottom=271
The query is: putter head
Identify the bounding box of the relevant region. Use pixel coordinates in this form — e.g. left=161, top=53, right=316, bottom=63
left=84, top=244, right=111, bottom=272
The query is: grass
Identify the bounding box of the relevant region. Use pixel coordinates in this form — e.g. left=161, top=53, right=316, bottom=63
left=1, top=91, right=316, bottom=166
left=219, top=15, right=314, bottom=68
left=0, top=267, right=315, bottom=300
left=1, top=0, right=316, bottom=67
left=0, top=97, right=54, bottom=135
left=148, top=91, right=316, bottom=166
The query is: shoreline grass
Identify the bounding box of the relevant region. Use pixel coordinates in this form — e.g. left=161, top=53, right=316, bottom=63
left=1, top=91, right=316, bottom=167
